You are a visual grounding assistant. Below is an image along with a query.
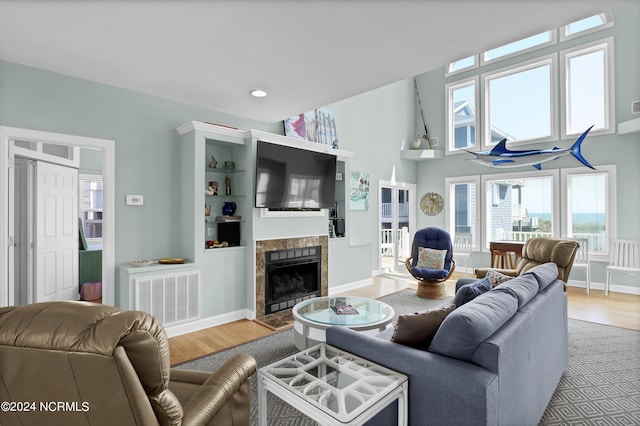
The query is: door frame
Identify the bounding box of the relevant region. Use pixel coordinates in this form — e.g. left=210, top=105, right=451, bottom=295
left=378, top=179, right=416, bottom=272
left=1, top=126, right=115, bottom=306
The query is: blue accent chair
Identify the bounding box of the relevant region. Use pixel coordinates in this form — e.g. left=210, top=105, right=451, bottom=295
left=405, top=227, right=455, bottom=298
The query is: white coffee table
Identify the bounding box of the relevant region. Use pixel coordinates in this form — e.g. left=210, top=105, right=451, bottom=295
left=291, top=296, right=395, bottom=350
left=258, top=343, right=408, bottom=425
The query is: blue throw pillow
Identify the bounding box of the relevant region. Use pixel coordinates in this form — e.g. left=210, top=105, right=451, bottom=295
left=452, top=277, right=491, bottom=308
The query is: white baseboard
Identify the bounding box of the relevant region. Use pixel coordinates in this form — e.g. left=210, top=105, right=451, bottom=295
left=329, top=278, right=373, bottom=294
left=566, top=279, right=640, bottom=295
left=164, top=308, right=253, bottom=338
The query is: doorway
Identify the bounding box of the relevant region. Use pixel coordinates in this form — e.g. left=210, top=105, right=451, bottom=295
left=378, top=180, right=416, bottom=272
left=0, top=126, right=115, bottom=307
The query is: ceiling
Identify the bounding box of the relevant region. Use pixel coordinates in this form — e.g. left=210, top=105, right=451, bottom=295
left=0, top=1, right=630, bottom=123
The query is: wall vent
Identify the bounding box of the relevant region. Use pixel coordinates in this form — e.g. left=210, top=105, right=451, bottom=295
left=632, top=101, right=640, bottom=114
left=135, top=270, right=200, bottom=326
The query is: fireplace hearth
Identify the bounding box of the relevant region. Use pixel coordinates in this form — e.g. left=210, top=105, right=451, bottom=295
left=264, top=246, right=321, bottom=314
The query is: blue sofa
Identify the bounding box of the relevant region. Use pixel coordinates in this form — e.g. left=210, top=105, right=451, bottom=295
left=326, top=262, right=568, bottom=425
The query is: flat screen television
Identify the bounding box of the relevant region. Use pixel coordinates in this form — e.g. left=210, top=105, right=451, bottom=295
left=255, top=140, right=337, bottom=210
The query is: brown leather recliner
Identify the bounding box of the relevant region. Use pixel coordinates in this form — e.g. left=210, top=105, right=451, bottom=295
left=475, top=237, right=579, bottom=284
left=0, top=301, right=257, bottom=426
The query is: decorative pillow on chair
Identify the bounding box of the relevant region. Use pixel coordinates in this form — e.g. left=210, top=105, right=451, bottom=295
left=452, top=277, right=491, bottom=307
left=392, top=304, right=456, bottom=349
left=485, top=270, right=514, bottom=288
left=416, top=247, right=448, bottom=269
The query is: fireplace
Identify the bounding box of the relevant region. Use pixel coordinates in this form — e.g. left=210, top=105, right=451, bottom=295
left=264, top=246, right=321, bottom=314
left=255, top=235, right=328, bottom=319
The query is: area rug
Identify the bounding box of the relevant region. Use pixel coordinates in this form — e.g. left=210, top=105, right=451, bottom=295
left=177, top=290, right=640, bottom=425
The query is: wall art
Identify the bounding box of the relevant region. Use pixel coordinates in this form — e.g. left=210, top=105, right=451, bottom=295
left=349, top=171, right=370, bottom=211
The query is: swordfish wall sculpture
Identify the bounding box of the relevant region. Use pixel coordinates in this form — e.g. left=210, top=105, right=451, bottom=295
left=462, top=125, right=595, bottom=170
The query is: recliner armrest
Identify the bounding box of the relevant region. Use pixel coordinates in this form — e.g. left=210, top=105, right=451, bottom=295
left=474, top=268, right=517, bottom=278
left=179, top=353, right=257, bottom=425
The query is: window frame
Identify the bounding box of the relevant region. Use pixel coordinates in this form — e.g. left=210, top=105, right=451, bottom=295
left=560, top=164, right=616, bottom=261
left=445, top=76, right=480, bottom=155
left=481, top=169, right=560, bottom=251
left=445, top=175, right=481, bottom=251
left=560, top=37, right=615, bottom=138
left=482, top=53, right=559, bottom=149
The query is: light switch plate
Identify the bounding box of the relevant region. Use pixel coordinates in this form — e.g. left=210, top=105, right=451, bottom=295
left=126, top=195, right=144, bottom=206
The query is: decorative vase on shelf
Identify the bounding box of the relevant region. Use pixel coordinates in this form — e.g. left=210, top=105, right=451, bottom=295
left=222, top=201, right=237, bottom=216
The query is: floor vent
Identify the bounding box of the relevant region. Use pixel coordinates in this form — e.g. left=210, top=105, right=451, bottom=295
left=134, top=270, right=200, bottom=326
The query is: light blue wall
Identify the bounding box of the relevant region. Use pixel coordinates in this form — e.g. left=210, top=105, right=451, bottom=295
left=330, top=79, right=417, bottom=280
left=412, top=2, right=640, bottom=288
left=0, top=60, right=416, bottom=313
left=0, top=60, right=281, bottom=265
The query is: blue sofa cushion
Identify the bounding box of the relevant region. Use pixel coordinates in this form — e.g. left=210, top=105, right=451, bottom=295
left=524, top=262, right=559, bottom=291
left=430, top=290, right=519, bottom=361
left=491, top=273, right=539, bottom=309
left=452, top=277, right=491, bottom=308
left=391, top=304, right=456, bottom=350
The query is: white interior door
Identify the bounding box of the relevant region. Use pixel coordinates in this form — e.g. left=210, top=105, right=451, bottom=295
left=35, top=161, right=79, bottom=302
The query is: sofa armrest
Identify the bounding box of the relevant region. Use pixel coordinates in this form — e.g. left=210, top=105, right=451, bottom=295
left=474, top=268, right=517, bottom=278
left=179, top=353, right=257, bottom=425
left=326, top=327, right=499, bottom=425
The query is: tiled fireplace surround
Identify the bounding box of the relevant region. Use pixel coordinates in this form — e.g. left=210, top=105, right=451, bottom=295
left=255, top=235, right=329, bottom=319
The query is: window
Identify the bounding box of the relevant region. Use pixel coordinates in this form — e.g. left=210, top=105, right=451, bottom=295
left=482, top=170, right=559, bottom=250
left=562, top=38, right=614, bottom=136
left=446, top=55, right=478, bottom=76
left=79, top=174, right=103, bottom=245
left=561, top=165, right=616, bottom=258
left=445, top=176, right=480, bottom=250
left=482, top=31, right=556, bottom=64
left=445, top=12, right=614, bottom=153
left=561, top=13, right=614, bottom=41
left=446, top=77, right=479, bottom=153
left=484, top=55, right=557, bottom=145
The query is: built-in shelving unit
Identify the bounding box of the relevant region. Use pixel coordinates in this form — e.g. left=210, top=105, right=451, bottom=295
left=401, top=149, right=444, bottom=161
left=618, top=118, right=640, bottom=134
left=176, top=122, right=250, bottom=256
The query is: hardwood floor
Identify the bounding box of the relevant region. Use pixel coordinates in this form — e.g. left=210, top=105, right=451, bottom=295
left=168, top=272, right=640, bottom=365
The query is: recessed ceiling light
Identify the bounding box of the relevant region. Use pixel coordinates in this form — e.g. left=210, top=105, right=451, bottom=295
left=250, top=89, right=268, bottom=98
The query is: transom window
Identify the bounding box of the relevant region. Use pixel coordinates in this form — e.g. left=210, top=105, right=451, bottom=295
left=446, top=55, right=477, bottom=76
left=482, top=31, right=555, bottom=64
left=561, top=13, right=614, bottom=40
